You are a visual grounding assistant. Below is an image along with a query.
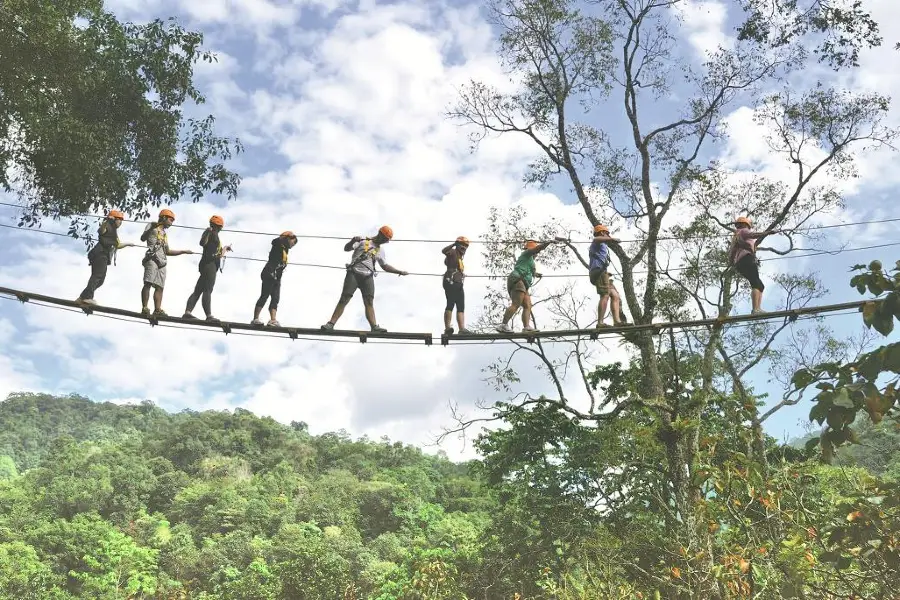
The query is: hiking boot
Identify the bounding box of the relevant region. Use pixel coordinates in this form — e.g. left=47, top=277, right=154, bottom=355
left=444, top=327, right=454, bottom=335
left=371, top=324, right=387, bottom=333
left=251, top=319, right=263, bottom=326
left=153, top=309, right=167, bottom=318
left=141, top=307, right=151, bottom=316
left=321, top=322, right=335, bottom=330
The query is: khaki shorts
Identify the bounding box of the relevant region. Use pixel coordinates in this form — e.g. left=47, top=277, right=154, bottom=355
left=506, top=275, right=527, bottom=298
left=143, top=261, right=166, bottom=288
left=589, top=268, right=609, bottom=295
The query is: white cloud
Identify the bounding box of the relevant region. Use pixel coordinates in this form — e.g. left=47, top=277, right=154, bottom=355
left=674, top=0, right=733, bottom=57
left=3, top=0, right=900, bottom=457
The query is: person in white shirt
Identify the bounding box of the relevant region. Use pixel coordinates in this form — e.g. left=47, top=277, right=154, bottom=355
left=321, top=225, right=408, bottom=333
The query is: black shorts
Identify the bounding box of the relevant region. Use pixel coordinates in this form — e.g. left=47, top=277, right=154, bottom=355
left=443, top=277, right=465, bottom=312
left=734, top=254, right=764, bottom=291
left=340, top=270, right=375, bottom=302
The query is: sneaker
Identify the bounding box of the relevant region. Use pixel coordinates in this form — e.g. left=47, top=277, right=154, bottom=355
left=751, top=308, right=766, bottom=315
left=523, top=325, right=540, bottom=332
left=444, top=327, right=454, bottom=335
left=371, top=325, right=387, bottom=333
left=141, top=307, right=150, bottom=316
left=182, top=312, right=196, bottom=319
left=321, top=322, right=335, bottom=330
left=495, top=324, right=512, bottom=333
left=153, top=309, right=167, bottom=317
left=77, top=298, right=97, bottom=306
left=250, top=319, right=264, bottom=326
left=266, top=319, right=281, bottom=327
left=206, top=316, right=220, bottom=323
left=458, top=327, right=473, bottom=335
left=596, top=322, right=610, bottom=329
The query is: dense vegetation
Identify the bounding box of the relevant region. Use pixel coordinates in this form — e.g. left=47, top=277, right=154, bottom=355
left=0, top=390, right=897, bottom=599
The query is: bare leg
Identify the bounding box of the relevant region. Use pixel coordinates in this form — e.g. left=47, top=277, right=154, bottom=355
left=364, top=302, right=377, bottom=328
left=751, top=289, right=762, bottom=312
left=501, top=294, right=523, bottom=324
left=141, top=283, right=151, bottom=310
left=598, top=296, right=610, bottom=325
left=521, top=293, right=533, bottom=328
left=456, top=311, right=465, bottom=330
left=444, top=310, right=452, bottom=329
left=610, top=290, right=622, bottom=325
left=253, top=305, right=263, bottom=321
left=269, top=308, right=277, bottom=321
left=328, top=300, right=348, bottom=324
left=153, top=287, right=163, bottom=312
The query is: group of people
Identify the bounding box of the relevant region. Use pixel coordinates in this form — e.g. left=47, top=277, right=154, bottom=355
left=74, top=208, right=773, bottom=333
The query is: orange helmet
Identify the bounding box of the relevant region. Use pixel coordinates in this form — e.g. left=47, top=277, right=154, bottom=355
left=456, top=236, right=469, bottom=247
left=734, top=216, right=751, bottom=227
left=158, top=208, right=175, bottom=221
left=107, top=210, right=125, bottom=220
left=378, top=225, right=394, bottom=240
left=209, top=215, right=224, bottom=227
left=593, top=224, right=609, bottom=235
left=280, top=231, right=297, bottom=239
left=524, top=240, right=539, bottom=250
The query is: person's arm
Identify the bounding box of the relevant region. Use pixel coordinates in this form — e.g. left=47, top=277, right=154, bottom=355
left=377, top=253, right=407, bottom=276
left=441, top=243, right=455, bottom=255
left=524, top=237, right=565, bottom=257
left=748, top=228, right=780, bottom=239
left=592, top=234, right=619, bottom=243
left=344, top=236, right=362, bottom=252
left=166, top=249, right=195, bottom=256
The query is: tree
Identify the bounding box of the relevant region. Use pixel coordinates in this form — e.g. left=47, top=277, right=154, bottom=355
left=0, top=0, right=242, bottom=234
left=448, top=0, right=895, bottom=594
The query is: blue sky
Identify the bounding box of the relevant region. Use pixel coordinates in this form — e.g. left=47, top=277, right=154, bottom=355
left=1, top=0, right=899, bottom=459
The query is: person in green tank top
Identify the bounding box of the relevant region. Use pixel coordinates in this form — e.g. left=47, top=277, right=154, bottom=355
left=496, top=237, right=565, bottom=333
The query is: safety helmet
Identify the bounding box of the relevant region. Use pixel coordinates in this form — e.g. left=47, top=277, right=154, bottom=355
left=378, top=225, right=394, bottom=240
left=456, top=236, right=469, bottom=247
left=209, top=215, right=224, bottom=227
left=107, top=210, right=125, bottom=220
left=734, top=216, right=751, bottom=227
left=158, top=208, right=175, bottom=221
left=593, top=224, right=609, bottom=235
left=280, top=231, right=297, bottom=239
left=524, top=240, right=539, bottom=250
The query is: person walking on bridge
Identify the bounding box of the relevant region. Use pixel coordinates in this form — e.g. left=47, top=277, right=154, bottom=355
left=588, top=224, right=625, bottom=328
left=442, top=236, right=471, bottom=335
left=496, top=237, right=565, bottom=333
left=183, top=215, right=232, bottom=322
left=139, top=209, right=195, bottom=318
left=251, top=231, right=298, bottom=327
left=76, top=210, right=138, bottom=306
left=729, top=216, right=781, bottom=314
left=321, top=225, right=408, bottom=333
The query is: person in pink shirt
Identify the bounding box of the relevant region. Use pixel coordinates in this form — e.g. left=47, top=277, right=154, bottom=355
left=729, top=216, right=781, bottom=314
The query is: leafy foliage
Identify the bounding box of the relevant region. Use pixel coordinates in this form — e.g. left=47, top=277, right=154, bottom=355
left=0, top=0, right=243, bottom=235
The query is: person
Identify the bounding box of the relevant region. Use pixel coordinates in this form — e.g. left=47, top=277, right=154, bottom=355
left=588, top=224, right=625, bottom=327
left=251, top=231, right=298, bottom=327
left=729, top=216, right=780, bottom=314
left=496, top=237, right=565, bottom=333
left=607, top=277, right=629, bottom=325
left=321, top=225, right=408, bottom=333
left=183, top=215, right=232, bottom=322
left=75, top=210, right=137, bottom=306
left=442, top=236, right=472, bottom=335
left=139, top=208, right=195, bottom=317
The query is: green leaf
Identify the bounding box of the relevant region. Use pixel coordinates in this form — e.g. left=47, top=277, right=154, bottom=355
left=791, top=368, right=814, bottom=390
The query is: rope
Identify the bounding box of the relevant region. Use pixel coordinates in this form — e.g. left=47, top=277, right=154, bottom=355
left=1, top=222, right=897, bottom=279
left=2, top=200, right=899, bottom=245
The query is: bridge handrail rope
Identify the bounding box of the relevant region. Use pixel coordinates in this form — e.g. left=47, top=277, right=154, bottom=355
left=0, top=284, right=881, bottom=346
left=1, top=222, right=899, bottom=279
left=2, top=201, right=899, bottom=245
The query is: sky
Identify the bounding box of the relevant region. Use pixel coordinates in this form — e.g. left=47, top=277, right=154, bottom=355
left=1, top=0, right=899, bottom=460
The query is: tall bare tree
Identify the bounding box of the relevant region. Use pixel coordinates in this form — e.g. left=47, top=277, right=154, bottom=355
left=447, top=0, right=894, bottom=593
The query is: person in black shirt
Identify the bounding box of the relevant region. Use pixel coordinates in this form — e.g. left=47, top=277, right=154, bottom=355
left=442, top=236, right=471, bottom=335
left=251, top=231, right=298, bottom=327
left=75, top=210, right=137, bottom=306
left=183, top=215, right=232, bottom=321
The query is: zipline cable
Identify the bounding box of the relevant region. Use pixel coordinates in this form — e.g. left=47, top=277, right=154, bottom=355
left=2, top=221, right=898, bottom=279
left=2, top=200, right=899, bottom=245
